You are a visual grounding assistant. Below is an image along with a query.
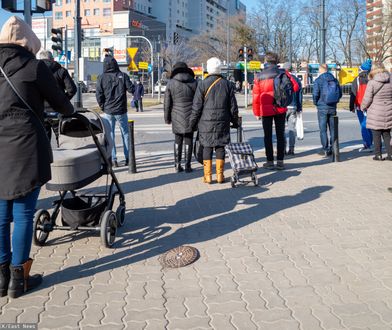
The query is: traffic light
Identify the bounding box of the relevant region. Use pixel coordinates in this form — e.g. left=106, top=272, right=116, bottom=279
left=247, top=48, right=253, bottom=61
left=173, top=32, right=179, bottom=45
left=81, top=29, right=85, bottom=42
left=238, top=48, right=244, bottom=61
left=51, top=28, right=63, bottom=53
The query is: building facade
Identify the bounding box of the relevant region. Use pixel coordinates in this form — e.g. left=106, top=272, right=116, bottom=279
left=366, top=0, right=392, bottom=70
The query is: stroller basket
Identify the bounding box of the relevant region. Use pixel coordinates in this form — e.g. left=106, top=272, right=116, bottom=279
left=61, top=196, right=107, bottom=229
left=226, top=142, right=258, bottom=172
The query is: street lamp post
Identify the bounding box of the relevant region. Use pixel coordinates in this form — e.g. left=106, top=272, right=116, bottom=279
left=320, top=0, right=326, bottom=64
left=74, top=0, right=83, bottom=109
left=24, top=0, right=32, bottom=26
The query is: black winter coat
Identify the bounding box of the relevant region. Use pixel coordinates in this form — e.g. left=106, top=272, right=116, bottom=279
left=96, top=57, right=135, bottom=115
left=164, top=72, right=198, bottom=134
left=0, top=44, right=74, bottom=200
left=189, top=74, right=238, bottom=147
left=42, top=59, right=77, bottom=99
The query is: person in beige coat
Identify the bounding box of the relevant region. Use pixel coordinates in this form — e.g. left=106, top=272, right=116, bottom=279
left=361, top=62, right=392, bottom=160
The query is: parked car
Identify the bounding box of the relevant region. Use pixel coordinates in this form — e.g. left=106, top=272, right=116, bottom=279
left=154, top=81, right=167, bottom=93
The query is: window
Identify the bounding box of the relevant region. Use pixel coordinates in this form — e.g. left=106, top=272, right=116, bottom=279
left=148, top=7, right=152, bottom=14
left=66, top=0, right=71, bottom=3
left=103, top=8, right=111, bottom=16
left=103, top=0, right=110, bottom=3
left=94, top=8, right=100, bottom=15
left=84, top=9, right=91, bottom=16
left=56, top=0, right=62, bottom=5
left=55, top=12, right=63, bottom=19
left=66, top=10, right=71, bottom=16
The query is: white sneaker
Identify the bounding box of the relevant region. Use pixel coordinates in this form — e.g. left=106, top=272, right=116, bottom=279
left=359, top=147, right=373, bottom=153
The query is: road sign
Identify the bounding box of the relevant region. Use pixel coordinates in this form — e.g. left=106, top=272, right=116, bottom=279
left=248, top=61, right=261, bottom=70
left=138, top=62, right=148, bottom=70
left=127, top=47, right=139, bottom=72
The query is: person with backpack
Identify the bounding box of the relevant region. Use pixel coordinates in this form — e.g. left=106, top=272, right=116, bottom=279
left=252, top=52, right=299, bottom=170
left=361, top=62, right=392, bottom=161
left=282, top=63, right=303, bottom=156
left=164, top=62, right=198, bottom=173
left=189, top=57, right=239, bottom=184
left=349, top=59, right=373, bottom=152
left=313, top=64, right=342, bottom=157
left=96, top=56, right=135, bottom=167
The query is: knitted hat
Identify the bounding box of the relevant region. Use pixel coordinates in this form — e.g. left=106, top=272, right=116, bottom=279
left=206, top=57, right=222, bottom=74
left=360, top=59, right=372, bottom=72
left=0, top=16, right=41, bottom=55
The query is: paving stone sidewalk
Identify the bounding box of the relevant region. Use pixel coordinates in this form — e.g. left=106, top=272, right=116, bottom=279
left=1, top=148, right=392, bottom=330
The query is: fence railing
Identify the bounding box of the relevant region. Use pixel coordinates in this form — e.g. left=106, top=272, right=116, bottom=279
left=302, top=84, right=352, bottom=95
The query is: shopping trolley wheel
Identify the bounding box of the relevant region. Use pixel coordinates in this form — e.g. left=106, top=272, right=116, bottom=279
left=33, top=209, right=51, bottom=246
left=252, top=172, right=258, bottom=186
left=116, top=204, right=126, bottom=227
left=100, top=210, right=117, bottom=248
left=231, top=176, right=237, bottom=188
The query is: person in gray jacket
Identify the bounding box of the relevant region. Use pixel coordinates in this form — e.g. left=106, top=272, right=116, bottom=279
left=361, top=62, right=392, bottom=161
left=164, top=62, right=197, bottom=172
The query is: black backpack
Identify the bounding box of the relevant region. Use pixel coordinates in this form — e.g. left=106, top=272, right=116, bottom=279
left=274, top=71, right=294, bottom=108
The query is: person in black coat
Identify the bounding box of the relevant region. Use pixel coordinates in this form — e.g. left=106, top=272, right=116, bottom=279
left=96, top=56, right=135, bottom=167
left=164, top=62, right=198, bottom=172
left=189, top=57, right=239, bottom=184
left=0, top=16, right=74, bottom=299
left=38, top=50, right=77, bottom=143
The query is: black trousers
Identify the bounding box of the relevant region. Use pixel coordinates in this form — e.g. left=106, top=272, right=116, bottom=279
left=262, top=113, right=286, bottom=161
left=372, top=129, right=391, bottom=156
left=203, top=146, right=225, bottom=160
left=175, top=132, right=193, bottom=146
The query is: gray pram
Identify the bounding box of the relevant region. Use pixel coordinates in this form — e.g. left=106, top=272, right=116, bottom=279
left=33, top=110, right=126, bottom=248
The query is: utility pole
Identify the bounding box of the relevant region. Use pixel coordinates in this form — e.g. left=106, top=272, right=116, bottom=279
left=74, top=0, right=82, bottom=109
left=226, top=3, right=230, bottom=78
left=157, top=52, right=161, bottom=103
left=64, top=25, right=68, bottom=70
left=320, top=0, right=326, bottom=64
left=24, top=0, right=32, bottom=26
left=289, top=17, right=293, bottom=69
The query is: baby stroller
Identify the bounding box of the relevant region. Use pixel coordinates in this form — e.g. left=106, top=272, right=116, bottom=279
left=225, top=122, right=258, bottom=188
left=33, top=110, right=126, bottom=248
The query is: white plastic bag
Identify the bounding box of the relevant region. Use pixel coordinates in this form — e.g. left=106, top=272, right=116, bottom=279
left=296, top=112, right=304, bottom=140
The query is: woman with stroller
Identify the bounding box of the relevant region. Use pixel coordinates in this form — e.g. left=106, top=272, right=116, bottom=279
left=361, top=62, right=392, bottom=161
left=0, top=16, right=74, bottom=298
left=164, top=62, right=198, bottom=172
left=189, top=57, right=239, bottom=184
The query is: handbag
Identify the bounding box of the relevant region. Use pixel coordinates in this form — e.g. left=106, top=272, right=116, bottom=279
left=193, top=132, right=203, bottom=164
left=296, top=111, right=304, bottom=140
left=192, top=77, right=223, bottom=164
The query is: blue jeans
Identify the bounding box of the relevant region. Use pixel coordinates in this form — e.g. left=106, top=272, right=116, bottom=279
left=317, top=109, right=336, bottom=152
left=357, top=110, right=373, bottom=148
left=286, top=108, right=297, bottom=149
left=105, top=113, right=129, bottom=161
left=0, top=188, right=40, bottom=265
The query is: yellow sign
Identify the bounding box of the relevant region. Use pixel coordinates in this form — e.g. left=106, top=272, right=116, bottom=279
left=138, top=62, right=148, bottom=70
left=127, top=47, right=139, bottom=71
left=248, top=61, right=261, bottom=70
left=338, top=67, right=359, bottom=85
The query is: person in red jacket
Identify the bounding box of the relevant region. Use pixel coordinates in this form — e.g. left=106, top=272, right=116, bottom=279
left=252, top=52, right=299, bottom=170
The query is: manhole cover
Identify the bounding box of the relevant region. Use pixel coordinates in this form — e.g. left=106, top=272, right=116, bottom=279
left=159, top=246, right=199, bottom=268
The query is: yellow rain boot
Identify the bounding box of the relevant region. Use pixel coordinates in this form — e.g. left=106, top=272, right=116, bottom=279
left=216, top=159, right=225, bottom=183
left=203, top=160, right=212, bottom=184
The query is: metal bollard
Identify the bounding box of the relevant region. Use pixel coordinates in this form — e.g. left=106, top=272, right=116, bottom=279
left=128, top=119, right=137, bottom=173
left=237, top=116, right=243, bottom=143
left=332, top=115, right=340, bottom=162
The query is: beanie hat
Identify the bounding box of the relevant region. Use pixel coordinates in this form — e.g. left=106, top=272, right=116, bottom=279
left=206, top=57, right=222, bottom=74
left=0, top=16, right=41, bottom=55
left=360, top=59, right=372, bottom=72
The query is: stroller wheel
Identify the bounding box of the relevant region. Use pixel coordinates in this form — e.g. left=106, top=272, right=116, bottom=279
left=100, top=210, right=117, bottom=248
left=33, top=209, right=51, bottom=246
left=252, top=172, right=258, bottom=186
left=116, top=204, right=126, bottom=227
left=230, top=176, right=236, bottom=188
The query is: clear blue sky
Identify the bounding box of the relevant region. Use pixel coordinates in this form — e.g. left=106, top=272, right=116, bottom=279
left=0, top=0, right=259, bottom=28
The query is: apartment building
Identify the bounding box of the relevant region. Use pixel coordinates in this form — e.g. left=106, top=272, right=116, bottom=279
left=366, top=0, right=392, bottom=70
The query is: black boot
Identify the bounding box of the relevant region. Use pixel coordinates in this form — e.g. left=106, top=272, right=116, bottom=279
left=0, top=262, right=10, bottom=297
left=8, top=258, right=42, bottom=299
left=174, top=143, right=183, bottom=172
left=184, top=144, right=193, bottom=173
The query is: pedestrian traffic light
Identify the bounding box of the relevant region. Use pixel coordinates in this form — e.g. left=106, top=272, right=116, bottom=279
left=247, top=48, right=253, bottom=61
left=238, top=48, right=244, bottom=61
left=81, top=29, right=85, bottom=42
left=51, top=28, right=63, bottom=53
left=173, top=32, right=179, bottom=45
